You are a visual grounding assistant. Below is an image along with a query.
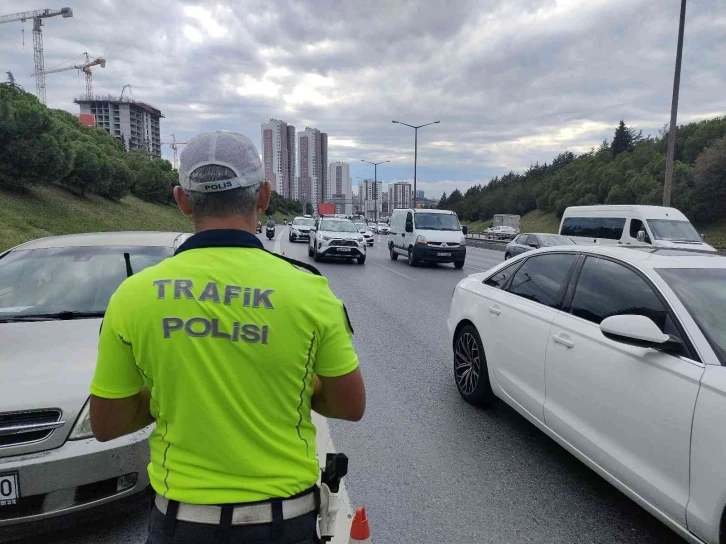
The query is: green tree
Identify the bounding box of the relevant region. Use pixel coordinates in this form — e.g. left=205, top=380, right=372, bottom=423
left=611, top=120, right=643, bottom=156
left=693, top=136, right=726, bottom=222
left=133, top=163, right=172, bottom=203
left=438, top=192, right=447, bottom=209
left=98, top=157, right=133, bottom=200
left=612, top=121, right=631, bottom=156
left=0, top=87, right=70, bottom=189
left=63, top=141, right=102, bottom=196
left=3, top=72, right=23, bottom=91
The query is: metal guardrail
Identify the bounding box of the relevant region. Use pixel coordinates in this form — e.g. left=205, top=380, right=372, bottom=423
left=465, top=233, right=509, bottom=252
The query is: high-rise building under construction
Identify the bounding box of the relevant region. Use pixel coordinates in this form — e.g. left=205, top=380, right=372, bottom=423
left=74, top=95, right=163, bottom=157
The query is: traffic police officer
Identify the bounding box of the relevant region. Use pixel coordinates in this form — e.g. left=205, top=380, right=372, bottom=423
left=89, top=131, right=366, bottom=544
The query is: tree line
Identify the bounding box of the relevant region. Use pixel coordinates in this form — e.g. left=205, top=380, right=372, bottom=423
left=438, top=118, right=726, bottom=226
left=0, top=76, right=302, bottom=216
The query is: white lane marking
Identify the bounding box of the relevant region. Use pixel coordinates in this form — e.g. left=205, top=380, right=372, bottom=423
left=464, top=265, right=487, bottom=271
left=370, top=260, right=416, bottom=280
left=273, top=227, right=288, bottom=255
left=313, top=413, right=354, bottom=542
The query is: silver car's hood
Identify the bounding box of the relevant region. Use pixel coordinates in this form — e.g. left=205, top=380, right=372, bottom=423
left=1, top=318, right=101, bottom=412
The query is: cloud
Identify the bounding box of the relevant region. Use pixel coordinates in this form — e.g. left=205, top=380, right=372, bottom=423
left=1, top=0, right=724, bottom=194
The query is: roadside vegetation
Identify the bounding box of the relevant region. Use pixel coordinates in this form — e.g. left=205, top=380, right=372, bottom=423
left=0, top=77, right=302, bottom=250
left=444, top=117, right=726, bottom=239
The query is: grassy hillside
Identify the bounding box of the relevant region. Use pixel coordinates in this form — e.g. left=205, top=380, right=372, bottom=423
left=463, top=210, right=559, bottom=234
left=0, top=185, right=192, bottom=252
left=463, top=209, right=726, bottom=248
left=0, top=185, right=301, bottom=252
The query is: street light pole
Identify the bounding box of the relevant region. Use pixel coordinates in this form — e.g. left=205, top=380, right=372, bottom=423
left=663, top=0, right=687, bottom=207
left=361, top=159, right=390, bottom=223
left=392, top=120, right=440, bottom=209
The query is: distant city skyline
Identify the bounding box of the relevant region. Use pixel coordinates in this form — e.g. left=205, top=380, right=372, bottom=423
left=8, top=1, right=724, bottom=204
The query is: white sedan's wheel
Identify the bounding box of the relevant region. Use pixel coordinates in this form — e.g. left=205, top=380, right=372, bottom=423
left=454, top=325, right=495, bottom=406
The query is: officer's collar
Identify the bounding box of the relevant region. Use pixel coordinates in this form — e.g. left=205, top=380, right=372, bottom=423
left=174, top=229, right=263, bottom=255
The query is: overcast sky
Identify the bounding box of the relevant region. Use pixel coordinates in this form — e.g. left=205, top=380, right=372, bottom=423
left=2, top=0, right=725, bottom=198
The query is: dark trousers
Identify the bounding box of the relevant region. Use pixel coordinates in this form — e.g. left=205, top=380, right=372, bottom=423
left=146, top=505, right=320, bottom=544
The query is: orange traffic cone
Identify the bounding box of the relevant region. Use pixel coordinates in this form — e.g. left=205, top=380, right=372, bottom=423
left=349, top=507, right=370, bottom=543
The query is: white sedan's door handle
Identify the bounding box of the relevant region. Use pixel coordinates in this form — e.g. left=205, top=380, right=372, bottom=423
left=488, top=305, right=501, bottom=316
left=553, top=334, right=574, bottom=348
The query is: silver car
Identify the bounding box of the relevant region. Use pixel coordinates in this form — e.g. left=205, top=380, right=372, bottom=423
left=505, top=233, right=574, bottom=260
left=0, top=231, right=189, bottom=540
left=355, top=223, right=374, bottom=246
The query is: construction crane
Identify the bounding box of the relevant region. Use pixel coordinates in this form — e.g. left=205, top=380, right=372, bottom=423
left=120, top=84, right=133, bottom=100
left=0, top=7, right=73, bottom=104
left=31, top=52, right=105, bottom=99
left=161, top=134, right=188, bottom=170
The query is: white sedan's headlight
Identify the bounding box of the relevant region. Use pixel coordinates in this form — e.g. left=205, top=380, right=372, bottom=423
left=322, top=235, right=331, bottom=241
left=358, top=237, right=364, bottom=242
left=69, top=398, right=93, bottom=440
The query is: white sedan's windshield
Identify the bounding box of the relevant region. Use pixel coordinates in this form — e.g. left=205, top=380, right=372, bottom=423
left=0, top=246, right=171, bottom=319
left=415, top=213, right=461, bottom=231
left=355, top=223, right=368, bottom=230
left=293, top=218, right=315, bottom=226
left=657, top=268, right=726, bottom=364
left=320, top=220, right=358, bottom=233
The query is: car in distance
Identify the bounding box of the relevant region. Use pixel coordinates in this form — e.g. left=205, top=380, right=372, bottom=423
left=505, top=233, right=574, bottom=259
left=448, top=245, right=726, bottom=544
left=0, top=231, right=190, bottom=540
left=389, top=208, right=467, bottom=268
left=309, top=216, right=366, bottom=264
left=289, top=216, right=315, bottom=243
left=355, top=222, right=374, bottom=246
left=376, top=223, right=390, bottom=235
left=486, top=225, right=518, bottom=240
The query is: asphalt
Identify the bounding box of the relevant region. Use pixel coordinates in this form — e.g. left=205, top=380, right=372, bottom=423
left=13, top=230, right=685, bottom=544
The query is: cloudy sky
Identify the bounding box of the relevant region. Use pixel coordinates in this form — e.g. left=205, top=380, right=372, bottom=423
left=2, top=0, right=725, bottom=198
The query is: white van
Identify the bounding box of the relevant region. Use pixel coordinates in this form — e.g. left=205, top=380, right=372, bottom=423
left=388, top=208, right=468, bottom=268
left=559, top=205, right=716, bottom=252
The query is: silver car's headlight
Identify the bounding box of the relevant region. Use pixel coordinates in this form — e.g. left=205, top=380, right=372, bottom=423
left=69, top=398, right=93, bottom=440
left=358, top=237, right=364, bottom=242
left=322, top=235, right=331, bottom=241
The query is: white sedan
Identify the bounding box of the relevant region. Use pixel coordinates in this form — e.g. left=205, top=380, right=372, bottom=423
left=486, top=225, right=518, bottom=239
left=448, top=245, right=726, bottom=544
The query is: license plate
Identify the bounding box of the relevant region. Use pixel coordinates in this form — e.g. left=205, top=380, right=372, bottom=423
left=337, top=248, right=352, bottom=252
left=0, top=473, right=19, bottom=506
left=438, top=252, right=451, bottom=257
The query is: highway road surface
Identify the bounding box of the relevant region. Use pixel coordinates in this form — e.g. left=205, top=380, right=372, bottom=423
left=13, top=229, right=684, bottom=544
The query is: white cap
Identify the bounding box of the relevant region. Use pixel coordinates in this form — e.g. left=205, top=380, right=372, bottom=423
left=178, top=131, right=264, bottom=193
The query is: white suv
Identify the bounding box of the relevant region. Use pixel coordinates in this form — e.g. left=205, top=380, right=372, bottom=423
left=308, top=216, right=367, bottom=264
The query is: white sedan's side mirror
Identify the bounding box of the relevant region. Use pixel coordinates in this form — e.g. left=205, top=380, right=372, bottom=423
left=600, top=315, right=681, bottom=352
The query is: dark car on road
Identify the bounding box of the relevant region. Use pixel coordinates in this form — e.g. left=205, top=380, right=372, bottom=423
left=505, top=233, right=574, bottom=260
